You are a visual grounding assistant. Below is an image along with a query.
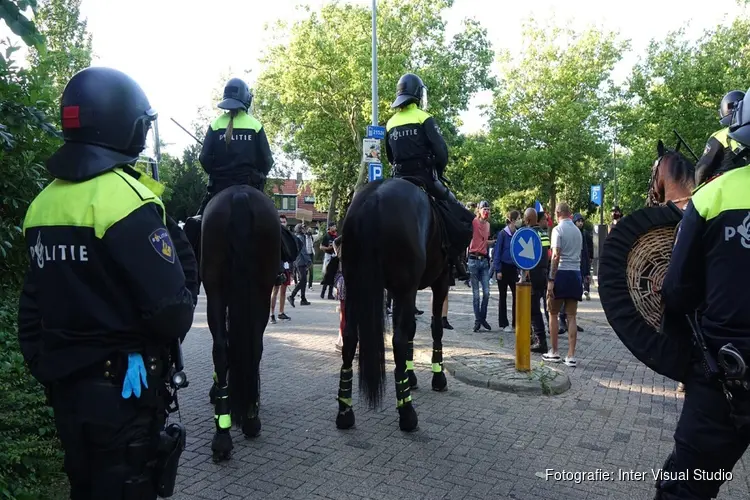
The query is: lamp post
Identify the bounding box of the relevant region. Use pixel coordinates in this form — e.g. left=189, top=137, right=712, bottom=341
left=371, top=0, right=378, bottom=126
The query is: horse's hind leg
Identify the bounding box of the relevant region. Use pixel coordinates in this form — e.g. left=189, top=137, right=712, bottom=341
left=336, top=319, right=358, bottom=430
left=406, top=298, right=418, bottom=389
left=430, top=271, right=450, bottom=392
left=392, top=290, right=419, bottom=432
left=242, top=305, right=266, bottom=439
left=207, top=292, right=232, bottom=462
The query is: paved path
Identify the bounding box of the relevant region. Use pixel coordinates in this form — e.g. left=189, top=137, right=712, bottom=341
left=171, top=282, right=750, bottom=499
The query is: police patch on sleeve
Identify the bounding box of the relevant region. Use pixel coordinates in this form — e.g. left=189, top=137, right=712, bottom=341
left=149, top=228, right=176, bottom=264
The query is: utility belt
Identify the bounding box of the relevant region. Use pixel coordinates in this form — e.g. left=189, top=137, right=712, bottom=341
left=392, top=160, right=433, bottom=176
left=687, top=313, right=750, bottom=431
left=208, top=170, right=266, bottom=190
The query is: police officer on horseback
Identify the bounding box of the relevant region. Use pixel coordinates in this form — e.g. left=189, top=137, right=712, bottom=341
left=19, top=67, right=194, bottom=499
left=656, top=89, right=750, bottom=499
left=385, top=72, right=471, bottom=280
left=195, top=77, right=274, bottom=215
left=695, top=90, right=749, bottom=184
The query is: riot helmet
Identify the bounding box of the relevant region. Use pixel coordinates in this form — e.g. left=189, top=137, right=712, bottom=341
left=46, top=66, right=157, bottom=181
left=391, top=73, right=427, bottom=109
left=728, top=89, right=750, bottom=148
left=719, top=90, right=745, bottom=127
left=218, top=78, right=252, bottom=111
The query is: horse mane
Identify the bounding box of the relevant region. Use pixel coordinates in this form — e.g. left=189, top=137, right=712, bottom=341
left=647, top=147, right=695, bottom=207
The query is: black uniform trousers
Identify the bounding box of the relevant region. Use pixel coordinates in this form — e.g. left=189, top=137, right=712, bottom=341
left=656, top=362, right=750, bottom=499
left=531, top=286, right=547, bottom=349
left=49, top=362, right=168, bottom=500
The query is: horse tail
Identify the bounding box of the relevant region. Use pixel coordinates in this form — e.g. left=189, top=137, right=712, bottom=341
left=343, top=191, right=386, bottom=408
left=228, top=191, right=258, bottom=424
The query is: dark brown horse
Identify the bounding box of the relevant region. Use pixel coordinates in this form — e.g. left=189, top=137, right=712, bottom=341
left=647, top=139, right=696, bottom=209
left=335, top=178, right=452, bottom=432
left=196, top=185, right=280, bottom=461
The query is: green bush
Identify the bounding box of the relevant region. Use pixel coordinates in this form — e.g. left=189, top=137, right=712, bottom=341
left=0, top=291, right=67, bottom=500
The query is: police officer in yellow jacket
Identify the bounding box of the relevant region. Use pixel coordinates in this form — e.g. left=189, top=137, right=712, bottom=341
left=695, top=90, right=747, bottom=185
left=385, top=73, right=472, bottom=280
left=656, top=89, right=750, bottom=499
left=19, top=67, right=195, bottom=500
left=195, top=77, right=274, bottom=215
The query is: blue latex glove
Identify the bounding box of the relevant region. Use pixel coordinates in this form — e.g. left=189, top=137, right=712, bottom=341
left=121, top=353, right=149, bottom=399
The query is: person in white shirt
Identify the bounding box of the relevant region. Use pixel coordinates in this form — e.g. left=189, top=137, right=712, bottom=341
left=543, top=202, right=583, bottom=367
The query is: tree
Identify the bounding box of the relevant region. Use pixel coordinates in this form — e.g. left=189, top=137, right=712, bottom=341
left=479, top=19, right=628, bottom=214
left=615, top=17, right=750, bottom=213
left=27, top=0, right=92, bottom=98
left=254, top=0, right=495, bottom=220
left=1, top=1, right=92, bottom=497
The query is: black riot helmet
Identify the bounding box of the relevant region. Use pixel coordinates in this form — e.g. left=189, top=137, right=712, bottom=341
left=728, top=89, right=750, bottom=147
left=719, top=90, right=745, bottom=126
left=218, top=78, right=252, bottom=111
left=46, top=66, right=157, bottom=182
left=391, top=73, right=427, bottom=109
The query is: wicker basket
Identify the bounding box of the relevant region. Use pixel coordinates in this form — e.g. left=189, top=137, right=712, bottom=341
left=626, top=225, right=678, bottom=330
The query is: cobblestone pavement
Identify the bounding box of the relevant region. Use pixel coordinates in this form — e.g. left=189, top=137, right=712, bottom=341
left=171, top=281, right=750, bottom=499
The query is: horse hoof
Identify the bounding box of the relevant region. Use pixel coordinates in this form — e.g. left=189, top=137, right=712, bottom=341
left=242, top=416, right=261, bottom=438
left=398, top=404, right=419, bottom=432
left=336, top=408, right=356, bottom=430
left=431, top=371, right=447, bottom=392
left=209, top=384, right=216, bottom=405
left=211, top=431, right=233, bottom=462
left=408, top=371, right=418, bottom=390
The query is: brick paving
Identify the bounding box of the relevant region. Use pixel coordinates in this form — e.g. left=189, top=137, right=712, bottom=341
left=170, top=281, right=750, bottom=499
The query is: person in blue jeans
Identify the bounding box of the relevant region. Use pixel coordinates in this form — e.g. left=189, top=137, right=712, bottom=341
left=493, top=210, right=521, bottom=331
left=467, top=201, right=494, bottom=332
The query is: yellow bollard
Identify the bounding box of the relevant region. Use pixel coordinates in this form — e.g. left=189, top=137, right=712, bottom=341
left=515, top=281, right=531, bottom=372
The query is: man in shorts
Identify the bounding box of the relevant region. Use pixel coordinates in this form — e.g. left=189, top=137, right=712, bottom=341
left=543, top=202, right=582, bottom=367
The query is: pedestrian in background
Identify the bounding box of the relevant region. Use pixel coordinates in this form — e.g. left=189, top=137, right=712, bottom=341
left=544, top=202, right=583, bottom=367
left=493, top=210, right=521, bottom=332
left=467, top=201, right=494, bottom=332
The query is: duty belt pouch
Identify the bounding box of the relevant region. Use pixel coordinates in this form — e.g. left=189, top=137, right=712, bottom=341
left=155, top=422, right=186, bottom=497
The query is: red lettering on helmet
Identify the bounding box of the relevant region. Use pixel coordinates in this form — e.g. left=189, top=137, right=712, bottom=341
left=62, top=106, right=81, bottom=129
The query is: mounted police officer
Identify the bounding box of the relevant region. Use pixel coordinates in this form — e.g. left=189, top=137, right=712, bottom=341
left=656, top=89, right=750, bottom=499
left=195, top=77, right=274, bottom=215
left=19, top=67, right=194, bottom=500
left=385, top=72, right=472, bottom=280
left=695, top=90, right=748, bottom=185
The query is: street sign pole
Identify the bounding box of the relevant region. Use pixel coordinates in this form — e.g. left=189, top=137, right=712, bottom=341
left=371, top=0, right=378, bottom=127
left=509, top=227, right=543, bottom=372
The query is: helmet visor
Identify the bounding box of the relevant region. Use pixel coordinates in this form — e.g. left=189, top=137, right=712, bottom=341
left=421, top=86, right=428, bottom=110
left=730, top=95, right=749, bottom=131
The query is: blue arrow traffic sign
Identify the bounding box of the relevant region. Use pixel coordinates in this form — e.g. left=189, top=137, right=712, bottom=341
left=366, top=125, right=386, bottom=140
left=510, top=227, right=543, bottom=270
left=368, top=163, right=383, bottom=181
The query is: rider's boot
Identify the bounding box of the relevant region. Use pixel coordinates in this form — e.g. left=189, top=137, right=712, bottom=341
left=450, top=254, right=469, bottom=282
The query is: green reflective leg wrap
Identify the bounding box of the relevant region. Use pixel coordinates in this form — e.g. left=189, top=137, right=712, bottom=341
left=406, top=341, right=414, bottom=372
left=395, top=376, right=412, bottom=408
left=214, top=385, right=231, bottom=430
left=213, top=372, right=218, bottom=383
left=431, top=348, right=443, bottom=373
left=338, top=367, right=353, bottom=406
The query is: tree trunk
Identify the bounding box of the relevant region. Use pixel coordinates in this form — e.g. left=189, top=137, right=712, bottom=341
left=354, top=162, right=368, bottom=191
left=548, top=181, right=557, bottom=219
left=327, top=185, right=339, bottom=227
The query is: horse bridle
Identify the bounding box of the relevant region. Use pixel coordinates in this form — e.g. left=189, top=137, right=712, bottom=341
left=649, top=154, right=692, bottom=210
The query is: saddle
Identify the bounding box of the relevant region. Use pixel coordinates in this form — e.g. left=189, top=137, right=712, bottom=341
left=399, top=175, right=472, bottom=255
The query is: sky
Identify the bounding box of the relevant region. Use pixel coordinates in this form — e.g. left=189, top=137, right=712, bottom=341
left=6, top=0, right=748, bottom=167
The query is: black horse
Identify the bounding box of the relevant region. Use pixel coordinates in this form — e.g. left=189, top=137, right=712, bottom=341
left=190, top=185, right=280, bottom=461
left=335, top=178, right=453, bottom=432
